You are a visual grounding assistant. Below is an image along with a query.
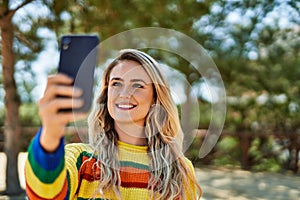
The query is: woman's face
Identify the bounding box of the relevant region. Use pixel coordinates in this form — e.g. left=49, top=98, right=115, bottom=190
left=107, top=60, right=154, bottom=126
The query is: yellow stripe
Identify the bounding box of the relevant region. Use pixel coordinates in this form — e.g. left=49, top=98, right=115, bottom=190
left=76, top=179, right=116, bottom=199
left=25, top=160, right=66, bottom=199
left=118, top=141, right=148, bottom=152
left=65, top=143, right=85, bottom=198
left=119, top=148, right=149, bottom=166
left=76, top=179, right=151, bottom=199
left=120, top=186, right=151, bottom=200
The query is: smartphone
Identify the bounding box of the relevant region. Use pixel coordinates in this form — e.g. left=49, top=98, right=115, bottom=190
left=58, top=35, right=99, bottom=112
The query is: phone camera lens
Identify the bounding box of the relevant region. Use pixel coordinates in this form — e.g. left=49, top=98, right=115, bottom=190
left=62, top=37, right=71, bottom=50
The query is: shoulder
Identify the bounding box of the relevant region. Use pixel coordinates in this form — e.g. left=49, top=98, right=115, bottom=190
left=64, top=143, right=97, bottom=171
left=183, top=157, right=194, bottom=168
left=65, top=142, right=93, bottom=153
left=183, top=157, right=202, bottom=198
left=65, top=143, right=95, bottom=161
left=183, top=157, right=196, bottom=175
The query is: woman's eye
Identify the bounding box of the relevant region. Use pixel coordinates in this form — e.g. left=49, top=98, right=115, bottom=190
left=111, top=82, right=121, bottom=87
left=132, top=83, right=144, bottom=88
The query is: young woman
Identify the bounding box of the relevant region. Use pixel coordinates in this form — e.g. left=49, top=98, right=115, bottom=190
left=25, top=49, right=202, bottom=199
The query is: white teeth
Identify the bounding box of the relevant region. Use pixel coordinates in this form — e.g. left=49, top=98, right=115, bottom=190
left=117, top=104, right=134, bottom=109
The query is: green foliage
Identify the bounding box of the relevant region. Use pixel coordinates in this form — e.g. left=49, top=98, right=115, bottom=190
left=252, top=157, right=282, bottom=172
left=249, top=138, right=283, bottom=172
left=198, top=101, right=212, bottom=129
left=212, top=136, right=240, bottom=167
left=1, top=0, right=299, bottom=173
left=19, top=103, right=41, bottom=126
left=198, top=1, right=300, bottom=140
left=0, top=104, right=40, bottom=127
left=186, top=135, right=285, bottom=172
left=51, top=0, right=209, bottom=39
left=185, top=135, right=203, bottom=166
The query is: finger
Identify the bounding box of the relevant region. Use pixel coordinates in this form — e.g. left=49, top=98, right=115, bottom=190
left=43, top=85, right=82, bottom=100
left=56, top=112, right=88, bottom=124
left=39, top=98, right=84, bottom=116
left=66, top=112, right=88, bottom=122
left=39, top=85, right=83, bottom=105
left=49, top=98, right=84, bottom=112
left=48, top=73, right=74, bottom=85
left=43, top=74, right=74, bottom=96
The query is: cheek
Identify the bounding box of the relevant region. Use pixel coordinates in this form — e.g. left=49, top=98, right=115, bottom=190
left=137, top=90, right=154, bottom=107
left=145, top=89, right=154, bottom=104
left=107, top=88, right=118, bottom=101
left=107, top=88, right=116, bottom=115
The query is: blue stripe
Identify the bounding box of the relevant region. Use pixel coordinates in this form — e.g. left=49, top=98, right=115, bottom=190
left=32, top=127, right=65, bottom=171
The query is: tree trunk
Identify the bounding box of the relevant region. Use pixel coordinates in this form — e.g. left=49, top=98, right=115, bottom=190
left=0, top=1, right=23, bottom=195
left=288, top=134, right=299, bottom=173
left=239, top=133, right=252, bottom=170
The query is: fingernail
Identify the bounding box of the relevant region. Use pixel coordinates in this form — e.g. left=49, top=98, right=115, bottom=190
left=75, top=99, right=84, bottom=106
left=74, top=88, right=83, bottom=96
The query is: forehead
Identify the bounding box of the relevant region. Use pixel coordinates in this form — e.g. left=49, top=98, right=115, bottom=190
left=109, top=60, right=152, bottom=82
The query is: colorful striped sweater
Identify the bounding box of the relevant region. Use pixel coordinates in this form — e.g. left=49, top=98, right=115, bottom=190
left=25, top=129, right=198, bottom=199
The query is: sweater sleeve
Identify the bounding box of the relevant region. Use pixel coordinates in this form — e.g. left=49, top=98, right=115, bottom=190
left=25, top=128, right=68, bottom=199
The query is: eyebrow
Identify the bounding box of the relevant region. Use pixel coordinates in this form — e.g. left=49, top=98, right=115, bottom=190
left=110, top=77, right=147, bottom=84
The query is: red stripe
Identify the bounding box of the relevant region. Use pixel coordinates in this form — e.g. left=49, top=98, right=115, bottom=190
left=120, top=170, right=149, bottom=182
left=78, top=156, right=151, bottom=189
left=120, top=166, right=149, bottom=174
left=121, top=181, right=149, bottom=188
left=120, top=170, right=149, bottom=189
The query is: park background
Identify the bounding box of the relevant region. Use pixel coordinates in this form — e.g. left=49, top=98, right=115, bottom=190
left=0, top=0, right=299, bottom=199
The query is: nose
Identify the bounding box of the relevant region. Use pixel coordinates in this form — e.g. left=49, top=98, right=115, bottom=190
left=119, top=86, right=132, bottom=98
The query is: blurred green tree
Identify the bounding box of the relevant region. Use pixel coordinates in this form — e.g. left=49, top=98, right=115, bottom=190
left=194, top=0, right=300, bottom=171
left=0, top=0, right=211, bottom=194
left=0, top=0, right=58, bottom=194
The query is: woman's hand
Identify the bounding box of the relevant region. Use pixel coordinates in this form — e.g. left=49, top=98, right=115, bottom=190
left=38, top=73, right=87, bottom=152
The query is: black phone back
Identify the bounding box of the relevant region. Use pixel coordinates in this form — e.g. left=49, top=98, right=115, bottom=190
left=58, top=35, right=99, bottom=112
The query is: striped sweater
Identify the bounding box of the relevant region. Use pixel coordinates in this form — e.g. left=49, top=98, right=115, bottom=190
left=25, top=129, right=198, bottom=199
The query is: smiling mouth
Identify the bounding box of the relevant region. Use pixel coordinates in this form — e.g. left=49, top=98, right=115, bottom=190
left=116, top=104, right=137, bottom=110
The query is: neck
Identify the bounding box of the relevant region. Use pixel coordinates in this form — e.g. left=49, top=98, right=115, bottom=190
left=114, top=122, right=147, bottom=146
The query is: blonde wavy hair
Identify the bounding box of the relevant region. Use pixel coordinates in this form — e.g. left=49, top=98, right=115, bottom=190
left=88, top=49, right=201, bottom=199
